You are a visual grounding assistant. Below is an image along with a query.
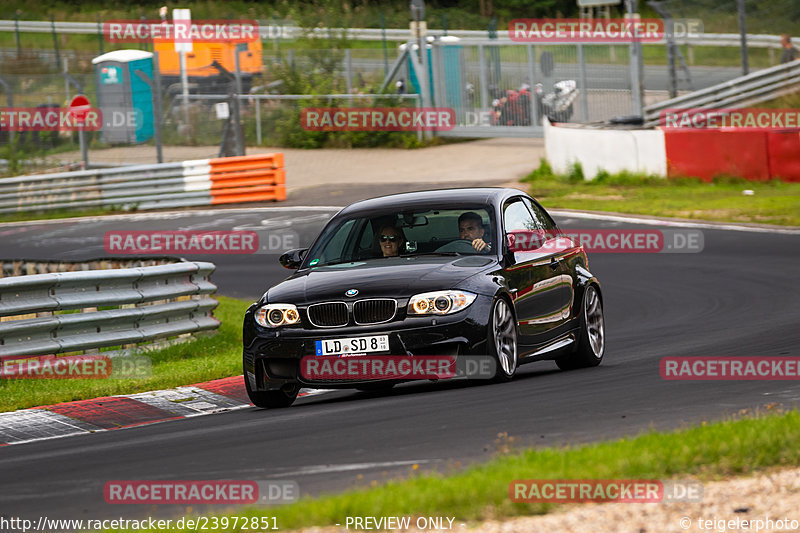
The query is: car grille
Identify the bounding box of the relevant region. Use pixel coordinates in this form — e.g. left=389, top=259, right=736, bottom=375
left=353, top=299, right=396, bottom=325
left=307, top=302, right=348, bottom=327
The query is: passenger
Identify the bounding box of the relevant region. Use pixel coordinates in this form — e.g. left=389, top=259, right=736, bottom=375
left=458, top=212, right=492, bottom=253
left=378, top=225, right=406, bottom=257
left=781, top=34, right=799, bottom=64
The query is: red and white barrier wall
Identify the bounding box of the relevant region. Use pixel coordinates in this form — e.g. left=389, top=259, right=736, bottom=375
left=544, top=119, right=800, bottom=182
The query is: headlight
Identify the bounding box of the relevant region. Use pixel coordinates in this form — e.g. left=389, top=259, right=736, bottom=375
left=255, top=304, right=300, bottom=327
left=407, top=290, right=477, bottom=316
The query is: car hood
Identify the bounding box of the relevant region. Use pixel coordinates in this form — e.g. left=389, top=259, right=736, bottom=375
left=264, top=255, right=497, bottom=304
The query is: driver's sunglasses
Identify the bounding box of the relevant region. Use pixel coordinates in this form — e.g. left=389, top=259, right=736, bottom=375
left=380, top=235, right=399, bottom=243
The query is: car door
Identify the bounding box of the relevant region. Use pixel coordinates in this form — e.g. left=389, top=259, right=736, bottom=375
left=502, top=197, right=573, bottom=344
left=523, top=197, right=581, bottom=326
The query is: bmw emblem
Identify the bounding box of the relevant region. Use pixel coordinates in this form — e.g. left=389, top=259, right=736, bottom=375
left=345, top=288, right=359, bottom=297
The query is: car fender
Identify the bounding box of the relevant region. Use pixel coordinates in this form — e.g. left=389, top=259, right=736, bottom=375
left=572, top=263, right=602, bottom=320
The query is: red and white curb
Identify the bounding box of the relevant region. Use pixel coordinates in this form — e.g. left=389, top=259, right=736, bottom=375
left=0, top=376, right=330, bottom=446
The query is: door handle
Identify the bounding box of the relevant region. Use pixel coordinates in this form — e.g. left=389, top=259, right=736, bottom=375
left=549, top=257, right=561, bottom=270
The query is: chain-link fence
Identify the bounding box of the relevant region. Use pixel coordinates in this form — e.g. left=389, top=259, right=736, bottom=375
left=2, top=3, right=798, bottom=167
left=163, top=93, right=423, bottom=151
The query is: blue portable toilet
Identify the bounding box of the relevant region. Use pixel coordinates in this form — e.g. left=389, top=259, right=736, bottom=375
left=92, top=50, right=155, bottom=144
left=404, top=37, right=464, bottom=119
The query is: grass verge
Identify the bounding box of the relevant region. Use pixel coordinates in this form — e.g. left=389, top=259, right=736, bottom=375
left=187, top=407, right=800, bottom=530
left=0, top=295, right=251, bottom=413
left=523, top=160, right=800, bottom=227
left=0, top=206, right=129, bottom=224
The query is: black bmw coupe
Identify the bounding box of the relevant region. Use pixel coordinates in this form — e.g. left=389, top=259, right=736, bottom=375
left=243, top=188, right=605, bottom=407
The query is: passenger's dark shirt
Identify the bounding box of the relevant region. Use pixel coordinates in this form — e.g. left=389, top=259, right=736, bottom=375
left=781, top=46, right=799, bottom=64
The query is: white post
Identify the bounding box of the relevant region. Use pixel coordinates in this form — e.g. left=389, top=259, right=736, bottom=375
left=173, top=8, right=193, bottom=136
left=180, top=51, right=189, bottom=130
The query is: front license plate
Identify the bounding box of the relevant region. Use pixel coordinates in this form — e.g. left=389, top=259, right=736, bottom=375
left=315, top=335, right=390, bottom=356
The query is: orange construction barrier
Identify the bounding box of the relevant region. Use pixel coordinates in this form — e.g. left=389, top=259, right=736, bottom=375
left=208, top=154, right=286, bottom=202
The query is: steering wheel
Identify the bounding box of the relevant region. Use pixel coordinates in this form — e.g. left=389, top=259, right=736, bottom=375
left=434, top=239, right=478, bottom=253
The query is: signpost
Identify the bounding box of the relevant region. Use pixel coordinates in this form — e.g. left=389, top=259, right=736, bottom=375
left=173, top=8, right=192, bottom=133
left=409, top=0, right=431, bottom=139
left=69, top=94, right=91, bottom=169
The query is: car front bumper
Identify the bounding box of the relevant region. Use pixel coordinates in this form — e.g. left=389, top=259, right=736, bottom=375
left=243, top=295, right=493, bottom=390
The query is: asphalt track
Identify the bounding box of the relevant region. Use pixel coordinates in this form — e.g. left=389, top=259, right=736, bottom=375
left=1, top=185, right=799, bottom=521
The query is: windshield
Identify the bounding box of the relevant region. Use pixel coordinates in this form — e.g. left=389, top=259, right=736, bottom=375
left=303, top=206, right=495, bottom=268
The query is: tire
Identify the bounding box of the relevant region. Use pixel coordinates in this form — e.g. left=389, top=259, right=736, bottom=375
left=557, top=284, right=605, bottom=370
left=244, top=361, right=299, bottom=408
left=489, top=298, right=518, bottom=382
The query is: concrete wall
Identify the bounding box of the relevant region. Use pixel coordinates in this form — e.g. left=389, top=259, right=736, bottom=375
left=544, top=118, right=667, bottom=179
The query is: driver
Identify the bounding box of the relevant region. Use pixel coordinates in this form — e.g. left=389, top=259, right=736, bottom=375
left=458, top=212, right=492, bottom=253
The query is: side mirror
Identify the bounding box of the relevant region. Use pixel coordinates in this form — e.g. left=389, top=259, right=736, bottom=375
left=279, top=248, right=308, bottom=270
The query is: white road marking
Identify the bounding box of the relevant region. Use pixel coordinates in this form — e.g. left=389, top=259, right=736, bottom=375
left=0, top=206, right=343, bottom=227
left=275, top=460, right=432, bottom=476
left=4, top=205, right=795, bottom=234
left=549, top=209, right=800, bottom=235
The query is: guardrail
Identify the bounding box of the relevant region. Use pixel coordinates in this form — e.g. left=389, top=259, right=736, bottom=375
left=643, top=59, right=800, bottom=126
left=0, top=260, right=219, bottom=359
left=1, top=257, right=179, bottom=277
left=0, top=19, right=794, bottom=47
left=0, top=152, right=286, bottom=214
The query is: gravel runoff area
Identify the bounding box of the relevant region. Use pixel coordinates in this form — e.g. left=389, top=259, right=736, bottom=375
left=295, top=467, right=800, bottom=533
left=56, top=138, right=544, bottom=193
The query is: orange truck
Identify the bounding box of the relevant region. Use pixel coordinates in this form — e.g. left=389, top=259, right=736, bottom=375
left=154, top=40, right=264, bottom=91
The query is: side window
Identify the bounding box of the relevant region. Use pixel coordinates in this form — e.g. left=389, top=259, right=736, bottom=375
left=503, top=200, right=537, bottom=232
left=523, top=198, right=558, bottom=231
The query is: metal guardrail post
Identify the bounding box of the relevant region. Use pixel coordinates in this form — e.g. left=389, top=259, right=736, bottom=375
left=13, top=11, right=20, bottom=59
left=345, top=48, right=353, bottom=93
left=255, top=96, right=262, bottom=145
left=627, top=4, right=644, bottom=116
left=738, top=0, right=749, bottom=76
left=0, top=76, right=13, bottom=145
left=577, top=44, right=589, bottom=122
left=478, top=44, right=489, bottom=114
left=50, top=14, right=61, bottom=69
left=526, top=44, right=539, bottom=126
